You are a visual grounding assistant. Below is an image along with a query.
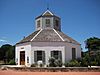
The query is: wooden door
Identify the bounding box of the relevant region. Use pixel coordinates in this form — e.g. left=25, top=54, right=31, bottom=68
left=20, top=51, right=25, bottom=65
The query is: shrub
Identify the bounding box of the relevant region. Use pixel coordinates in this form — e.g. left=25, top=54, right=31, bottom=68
left=31, top=63, right=37, bottom=67
left=81, top=58, right=88, bottom=67
left=49, top=57, right=63, bottom=67
left=65, top=60, right=80, bottom=67
left=49, top=57, right=56, bottom=67
left=64, top=62, right=68, bottom=67
left=40, top=63, right=43, bottom=67
left=55, top=59, right=62, bottom=67
left=46, top=65, right=49, bottom=67
left=68, top=60, right=80, bottom=67
left=8, top=59, right=16, bottom=65
left=90, top=61, right=98, bottom=66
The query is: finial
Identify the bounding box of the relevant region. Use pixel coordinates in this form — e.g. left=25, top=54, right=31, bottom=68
left=23, top=36, right=25, bottom=39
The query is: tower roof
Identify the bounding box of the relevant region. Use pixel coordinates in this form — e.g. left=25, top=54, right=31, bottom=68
left=35, top=10, right=60, bottom=19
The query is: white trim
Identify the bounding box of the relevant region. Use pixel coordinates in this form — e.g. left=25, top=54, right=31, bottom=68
left=30, top=29, right=42, bottom=41
left=42, top=10, right=53, bottom=16
left=53, top=29, right=65, bottom=41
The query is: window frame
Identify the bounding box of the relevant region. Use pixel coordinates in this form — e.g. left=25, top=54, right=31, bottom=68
left=37, top=20, right=41, bottom=28
left=45, top=19, right=51, bottom=27
left=51, top=51, right=62, bottom=60
left=72, top=48, right=76, bottom=59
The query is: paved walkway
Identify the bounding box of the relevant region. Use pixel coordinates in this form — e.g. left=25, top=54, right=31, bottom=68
left=0, top=70, right=100, bottom=75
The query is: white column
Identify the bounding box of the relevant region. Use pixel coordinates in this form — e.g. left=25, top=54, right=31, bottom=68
left=62, top=47, right=65, bottom=64
left=45, top=48, right=50, bottom=65
left=18, top=51, right=20, bottom=65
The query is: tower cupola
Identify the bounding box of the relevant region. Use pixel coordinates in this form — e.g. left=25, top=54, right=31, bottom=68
left=35, top=10, right=61, bottom=31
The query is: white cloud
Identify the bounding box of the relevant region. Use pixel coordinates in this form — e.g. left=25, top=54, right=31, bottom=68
left=0, top=39, right=9, bottom=46
left=0, top=39, right=7, bottom=42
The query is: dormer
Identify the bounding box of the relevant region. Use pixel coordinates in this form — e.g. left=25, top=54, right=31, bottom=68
left=35, top=10, right=61, bottom=31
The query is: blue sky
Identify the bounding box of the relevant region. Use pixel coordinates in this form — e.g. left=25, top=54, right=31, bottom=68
left=0, top=0, right=100, bottom=51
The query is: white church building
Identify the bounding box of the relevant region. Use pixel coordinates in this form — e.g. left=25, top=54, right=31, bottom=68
left=15, top=9, right=81, bottom=67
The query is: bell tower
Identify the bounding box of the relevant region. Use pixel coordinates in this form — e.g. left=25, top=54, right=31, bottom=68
left=35, top=10, right=61, bottom=31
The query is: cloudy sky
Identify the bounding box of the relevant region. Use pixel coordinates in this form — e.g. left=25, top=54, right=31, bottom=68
left=0, top=0, right=100, bottom=51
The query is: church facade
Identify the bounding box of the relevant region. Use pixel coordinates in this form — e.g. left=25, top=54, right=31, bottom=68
left=15, top=10, right=81, bottom=67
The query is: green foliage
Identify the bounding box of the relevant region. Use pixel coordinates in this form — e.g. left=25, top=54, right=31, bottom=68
left=49, top=57, right=56, bottom=67
left=90, top=61, right=98, bottom=66
left=84, top=37, right=100, bottom=66
left=85, top=37, right=100, bottom=51
left=48, top=57, right=62, bottom=67
left=64, top=59, right=80, bottom=67
left=96, top=52, right=100, bottom=66
left=0, top=44, right=15, bottom=64
left=81, top=50, right=100, bottom=66
left=40, top=63, right=44, bottom=67
left=64, top=62, right=69, bottom=67
left=68, top=60, right=80, bottom=67
left=55, top=59, right=62, bottom=67
left=31, top=63, right=37, bottom=67
left=8, top=59, right=16, bottom=65
left=81, top=58, right=88, bottom=67
left=81, top=52, right=89, bottom=67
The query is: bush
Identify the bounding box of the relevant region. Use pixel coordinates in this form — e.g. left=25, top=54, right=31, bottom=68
left=31, top=63, right=37, bottom=67
left=48, top=57, right=62, bottom=67
left=81, top=58, right=88, bottom=67
left=55, top=59, right=62, bottom=67
left=40, top=63, right=44, bottom=67
left=64, top=62, right=69, bottom=67
left=90, top=61, right=98, bottom=66
left=69, top=60, right=80, bottom=67
left=65, top=60, right=80, bottom=67
left=49, top=57, right=56, bottom=67
left=8, top=59, right=16, bottom=65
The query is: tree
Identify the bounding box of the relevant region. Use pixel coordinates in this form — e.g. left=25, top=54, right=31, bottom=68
left=85, top=37, right=100, bottom=51
left=85, top=37, right=100, bottom=66
left=0, top=47, right=3, bottom=60
left=0, top=44, right=15, bottom=64
left=81, top=51, right=89, bottom=67
left=6, top=45, right=15, bottom=62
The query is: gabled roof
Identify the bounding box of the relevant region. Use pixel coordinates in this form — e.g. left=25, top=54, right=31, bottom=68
left=42, top=10, right=53, bottom=16
left=31, top=29, right=62, bottom=42
left=35, top=10, right=60, bottom=19
left=16, top=29, right=80, bottom=45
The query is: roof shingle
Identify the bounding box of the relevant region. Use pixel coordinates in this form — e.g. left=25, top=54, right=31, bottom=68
left=17, top=29, right=80, bottom=45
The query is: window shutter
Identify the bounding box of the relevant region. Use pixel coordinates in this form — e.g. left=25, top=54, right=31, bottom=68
left=59, top=51, right=62, bottom=61
left=42, top=51, right=45, bottom=64
left=72, top=48, right=76, bottom=59
left=34, top=51, right=37, bottom=63
left=51, top=51, right=53, bottom=57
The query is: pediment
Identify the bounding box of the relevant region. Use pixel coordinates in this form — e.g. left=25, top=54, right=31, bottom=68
left=42, top=10, right=53, bottom=16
